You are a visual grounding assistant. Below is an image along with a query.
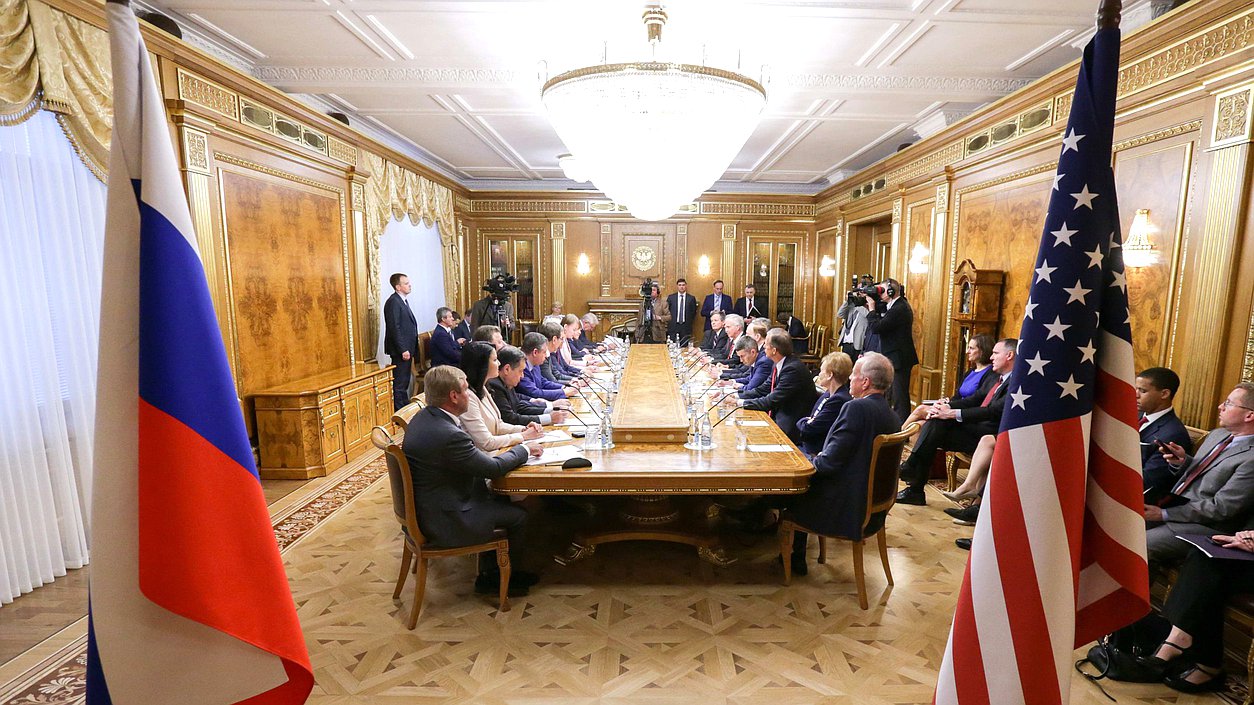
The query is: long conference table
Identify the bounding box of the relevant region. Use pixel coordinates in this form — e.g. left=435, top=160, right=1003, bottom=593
left=493, top=344, right=815, bottom=565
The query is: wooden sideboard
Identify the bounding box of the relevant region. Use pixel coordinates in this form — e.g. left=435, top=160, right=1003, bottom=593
left=253, top=363, right=394, bottom=479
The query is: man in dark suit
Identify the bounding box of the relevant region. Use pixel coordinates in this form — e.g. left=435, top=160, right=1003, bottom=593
left=700, top=280, right=731, bottom=333
left=709, top=313, right=745, bottom=367
left=864, top=278, right=919, bottom=422
left=779, top=313, right=809, bottom=356
left=730, top=335, right=773, bottom=399
left=488, top=346, right=569, bottom=427
left=666, top=278, right=699, bottom=344
left=699, top=312, right=729, bottom=355
left=738, top=329, right=818, bottom=445
left=429, top=306, right=463, bottom=368
left=383, top=272, right=418, bottom=410
left=1136, top=367, right=1193, bottom=498
left=518, top=332, right=575, bottom=402
left=784, top=352, right=900, bottom=574
left=735, top=284, right=763, bottom=321
left=895, top=337, right=1015, bottom=506
left=402, top=365, right=543, bottom=595
left=452, top=308, right=473, bottom=346
left=1144, top=382, right=1254, bottom=564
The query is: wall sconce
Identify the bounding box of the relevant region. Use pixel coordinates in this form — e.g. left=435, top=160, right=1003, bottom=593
left=1124, top=208, right=1158, bottom=267
left=697, top=254, right=711, bottom=277
left=908, top=242, right=930, bottom=274
left=818, top=255, right=836, bottom=277
left=575, top=252, right=591, bottom=275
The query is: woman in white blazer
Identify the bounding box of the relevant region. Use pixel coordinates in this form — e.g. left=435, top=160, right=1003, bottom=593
left=459, top=341, right=543, bottom=451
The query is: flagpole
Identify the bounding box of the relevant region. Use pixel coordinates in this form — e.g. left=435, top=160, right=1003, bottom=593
left=1097, top=0, right=1121, bottom=28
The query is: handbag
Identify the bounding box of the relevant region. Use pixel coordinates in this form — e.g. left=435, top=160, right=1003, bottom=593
left=1075, top=611, right=1172, bottom=684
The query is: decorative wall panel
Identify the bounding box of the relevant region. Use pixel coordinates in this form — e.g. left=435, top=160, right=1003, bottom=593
left=220, top=168, right=351, bottom=395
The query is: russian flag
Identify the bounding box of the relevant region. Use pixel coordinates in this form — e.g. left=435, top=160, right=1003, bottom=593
left=87, top=3, right=313, bottom=704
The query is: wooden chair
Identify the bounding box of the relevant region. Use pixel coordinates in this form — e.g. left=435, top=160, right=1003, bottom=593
left=779, top=423, right=918, bottom=609
left=413, top=331, right=432, bottom=395
left=799, top=323, right=829, bottom=368
left=392, top=399, right=425, bottom=432
left=378, top=429, right=511, bottom=628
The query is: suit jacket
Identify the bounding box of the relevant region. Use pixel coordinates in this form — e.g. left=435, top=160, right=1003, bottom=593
left=519, top=362, right=566, bottom=401
left=700, top=293, right=731, bottom=331
left=469, top=296, right=516, bottom=331
left=865, top=297, right=919, bottom=369
left=947, top=372, right=1007, bottom=435
left=429, top=325, right=462, bottom=367
left=712, top=333, right=745, bottom=366
left=452, top=320, right=472, bottom=345
left=735, top=296, right=764, bottom=320
left=737, top=354, right=775, bottom=399
left=569, top=331, right=592, bottom=359
left=836, top=300, right=868, bottom=351
left=635, top=296, right=672, bottom=343
left=402, top=406, right=530, bottom=547
left=459, top=390, right=526, bottom=451
left=1164, top=429, right=1254, bottom=536
left=796, top=386, right=852, bottom=457
left=1141, top=409, right=1193, bottom=493
left=383, top=292, right=418, bottom=360
left=487, top=378, right=544, bottom=426
left=787, top=393, right=900, bottom=538
left=786, top=317, right=809, bottom=355
left=699, top=328, right=728, bottom=355
left=666, top=292, right=699, bottom=340
left=742, top=356, right=819, bottom=444
left=541, top=357, right=574, bottom=383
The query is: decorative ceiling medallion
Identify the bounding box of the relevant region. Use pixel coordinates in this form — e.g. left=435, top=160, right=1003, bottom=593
left=631, top=245, right=657, bottom=272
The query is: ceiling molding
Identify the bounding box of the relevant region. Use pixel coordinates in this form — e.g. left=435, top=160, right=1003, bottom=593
left=782, top=73, right=1034, bottom=95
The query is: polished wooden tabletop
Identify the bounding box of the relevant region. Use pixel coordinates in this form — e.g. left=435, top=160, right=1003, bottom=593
left=493, top=345, right=815, bottom=495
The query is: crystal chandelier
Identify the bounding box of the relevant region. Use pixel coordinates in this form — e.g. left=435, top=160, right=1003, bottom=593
left=541, top=5, right=766, bottom=221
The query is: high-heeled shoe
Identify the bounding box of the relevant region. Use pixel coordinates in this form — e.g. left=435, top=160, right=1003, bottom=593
left=942, top=489, right=979, bottom=502
left=1164, top=665, right=1225, bottom=694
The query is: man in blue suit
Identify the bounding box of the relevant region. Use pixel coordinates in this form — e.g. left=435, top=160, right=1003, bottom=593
left=700, top=280, right=731, bottom=333
left=452, top=308, right=473, bottom=346
left=732, top=336, right=774, bottom=400
left=784, top=352, right=900, bottom=575
left=518, top=331, right=574, bottom=402
left=429, top=306, right=463, bottom=368
left=666, top=278, right=699, bottom=344
left=383, top=273, right=418, bottom=410
left=1137, top=366, right=1193, bottom=499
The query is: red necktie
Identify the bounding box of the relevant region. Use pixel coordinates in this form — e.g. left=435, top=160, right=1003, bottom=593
left=1138, top=414, right=1148, bottom=430
left=770, top=364, right=778, bottom=391
left=1173, top=435, right=1234, bottom=495
left=980, top=379, right=1003, bottom=407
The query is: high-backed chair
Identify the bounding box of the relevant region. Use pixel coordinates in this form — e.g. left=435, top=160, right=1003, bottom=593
left=392, top=399, right=425, bottom=432
left=413, top=331, right=433, bottom=395
left=779, top=423, right=918, bottom=609
left=799, top=323, right=828, bottom=369
left=378, top=428, right=511, bottom=628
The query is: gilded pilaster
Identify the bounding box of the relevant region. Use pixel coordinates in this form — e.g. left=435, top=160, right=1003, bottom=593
left=348, top=172, right=373, bottom=362
left=721, top=224, right=737, bottom=284
left=600, top=223, right=612, bottom=296
left=890, top=197, right=904, bottom=280
left=677, top=224, right=688, bottom=279
left=552, top=222, right=567, bottom=307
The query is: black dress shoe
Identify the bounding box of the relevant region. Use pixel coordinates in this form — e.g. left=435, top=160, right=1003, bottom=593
left=1164, top=666, right=1225, bottom=694
left=955, top=538, right=972, bottom=551
left=774, top=554, right=809, bottom=576
left=896, top=488, right=926, bottom=506
left=945, top=504, right=980, bottom=526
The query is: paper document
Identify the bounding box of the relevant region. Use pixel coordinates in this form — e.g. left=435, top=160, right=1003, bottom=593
left=736, top=420, right=770, bottom=427
left=538, top=429, right=573, bottom=444
left=525, top=445, right=585, bottom=466
left=555, top=417, right=591, bottom=427
left=747, top=444, right=793, bottom=453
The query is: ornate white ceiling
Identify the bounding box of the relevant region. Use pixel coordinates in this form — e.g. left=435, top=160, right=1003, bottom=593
left=141, top=0, right=1159, bottom=194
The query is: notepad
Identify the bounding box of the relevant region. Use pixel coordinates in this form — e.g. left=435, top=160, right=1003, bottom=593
left=538, top=429, right=573, bottom=444
left=525, top=445, right=585, bottom=466
left=736, top=420, right=770, bottom=427
left=746, top=444, right=793, bottom=452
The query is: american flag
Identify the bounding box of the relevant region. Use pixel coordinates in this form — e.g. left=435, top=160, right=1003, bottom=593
left=934, top=26, right=1149, bottom=705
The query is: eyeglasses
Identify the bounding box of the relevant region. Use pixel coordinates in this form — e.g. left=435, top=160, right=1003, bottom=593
left=1220, top=399, right=1254, bottom=411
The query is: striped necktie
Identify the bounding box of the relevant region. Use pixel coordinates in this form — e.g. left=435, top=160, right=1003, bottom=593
left=1173, top=435, right=1234, bottom=495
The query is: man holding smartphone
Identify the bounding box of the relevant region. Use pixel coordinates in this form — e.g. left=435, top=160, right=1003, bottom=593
left=1136, top=367, right=1193, bottom=499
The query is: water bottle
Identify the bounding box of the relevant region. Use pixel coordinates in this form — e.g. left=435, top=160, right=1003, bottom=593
left=600, top=413, right=613, bottom=448
left=700, top=414, right=713, bottom=448
left=585, top=417, right=601, bottom=448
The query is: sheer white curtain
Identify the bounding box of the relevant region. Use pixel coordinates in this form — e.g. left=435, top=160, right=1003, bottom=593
left=0, top=111, right=105, bottom=605
left=375, top=217, right=447, bottom=366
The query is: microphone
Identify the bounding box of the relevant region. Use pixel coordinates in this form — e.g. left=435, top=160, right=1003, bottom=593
left=569, top=383, right=605, bottom=419
left=708, top=403, right=739, bottom=431
left=564, top=406, right=594, bottom=426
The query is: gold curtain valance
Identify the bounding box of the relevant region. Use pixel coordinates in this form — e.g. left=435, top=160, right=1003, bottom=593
left=362, top=151, right=462, bottom=312
left=0, top=0, right=112, bottom=181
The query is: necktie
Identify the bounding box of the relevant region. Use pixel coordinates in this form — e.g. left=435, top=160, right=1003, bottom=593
left=678, top=294, right=684, bottom=323
left=980, top=379, right=1003, bottom=407
left=715, top=294, right=721, bottom=311
left=1138, top=414, right=1148, bottom=430
left=770, top=364, right=778, bottom=391
left=1173, top=435, right=1235, bottom=495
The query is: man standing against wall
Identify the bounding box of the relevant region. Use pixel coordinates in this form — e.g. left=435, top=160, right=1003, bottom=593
left=667, top=278, right=698, bottom=344
left=736, top=284, right=763, bottom=320
left=383, top=272, right=418, bottom=410
left=700, top=280, right=731, bottom=333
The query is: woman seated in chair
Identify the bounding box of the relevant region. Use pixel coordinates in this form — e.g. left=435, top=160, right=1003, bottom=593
left=460, top=342, right=545, bottom=451
left=1138, top=528, right=1254, bottom=693
left=795, top=352, right=853, bottom=458
left=902, top=334, right=995, bottom=429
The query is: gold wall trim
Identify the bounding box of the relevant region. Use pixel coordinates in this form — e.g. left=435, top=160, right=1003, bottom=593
left=181, top=127, right=211, bottom=176
left=1213, top=87, right=1253, bottom=147
left=887, top=141, right=965, bottom=186
left=551, top=222, right=566, bottom=307
left=1117, top=11, right=1254, bottom=99
left=350, top=182, right=364, bottom=213
left=1114, top=119, right=1203, bottom=151
left=177, top=67, right=239, bottom=122
left=600, top=223, right=612, bottom=297
left=471, top=200, right=589, bottom=214
left=699, top=202, right=816, bottom=217
left=327, top=136, right=358, bottom=166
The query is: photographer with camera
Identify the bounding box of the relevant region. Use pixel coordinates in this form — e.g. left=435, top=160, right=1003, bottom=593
left=471, top=274, right=519, bottom=341
left=836, top=274, right=873, bottom=359
left=863, top=277, right=918, bottom=422
left=634, top=279, right=671, bottom=344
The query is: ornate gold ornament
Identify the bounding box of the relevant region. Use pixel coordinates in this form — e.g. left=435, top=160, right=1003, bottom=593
left=631, top=245, right=657, bottom=272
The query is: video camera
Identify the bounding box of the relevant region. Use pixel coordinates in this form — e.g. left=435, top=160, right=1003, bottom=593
left=639, top=278, right=656, bottom=299
left=846, top=274, right=881, bottom=304
left=483, top=273, right=519, bottom=305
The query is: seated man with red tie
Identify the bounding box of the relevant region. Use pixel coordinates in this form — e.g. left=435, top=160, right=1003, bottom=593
left=1144, top=382, right=1254, bottom=564
left=1136, top=366, right=1193, bottom=498
left=895, top=337, right=1016, bottom=507
left=737, top=329, right=818, bottom=445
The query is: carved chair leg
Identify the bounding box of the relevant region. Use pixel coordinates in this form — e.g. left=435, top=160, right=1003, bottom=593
left=497, top=543, right=512, bottom=613
left=779, top=521, right=795, bottom=586
left=408, top=557, right=429, bottom=630
left=852, top=540, right=868, bottom=610
left=877, top=528, right=893, bottom=585
left=394, top=544, right=413, bottom=599
left=817, top=536, right=827, bottom=564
